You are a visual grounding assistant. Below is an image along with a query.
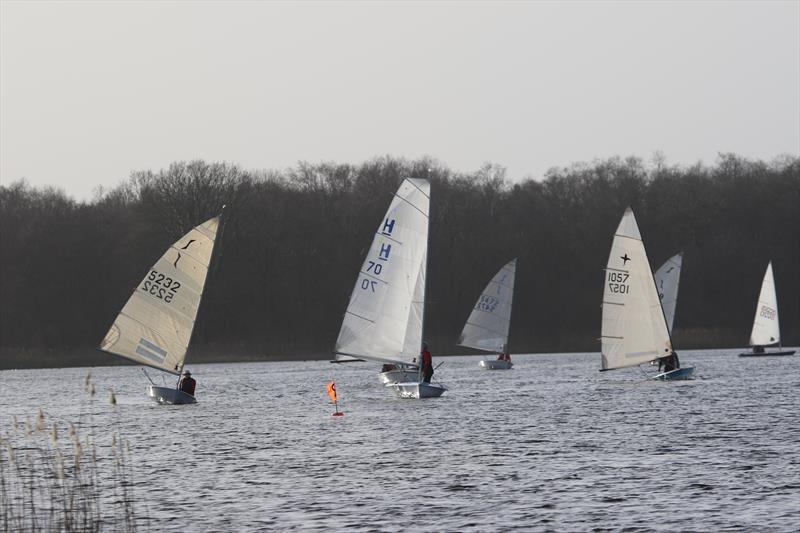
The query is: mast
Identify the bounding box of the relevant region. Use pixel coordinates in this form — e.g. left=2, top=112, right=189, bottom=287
left=419, top=181, right=431, bottom=382
left=180, top=205, right=227, bottom=376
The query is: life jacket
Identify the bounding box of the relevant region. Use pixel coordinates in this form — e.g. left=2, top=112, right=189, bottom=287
left=421, top=350, right=432, bottom=371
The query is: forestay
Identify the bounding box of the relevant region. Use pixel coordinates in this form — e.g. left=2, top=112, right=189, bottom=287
left=749, top=261, right=780, bottom=346
left=654, top=252, right=683, bottom=334
left=335, top=178, right=430, bottom=366
left=100, top=217, right=221, bottom=375
left=601, top=208, right=673, bottom=370
left=458, top=258, right=517, bottom=353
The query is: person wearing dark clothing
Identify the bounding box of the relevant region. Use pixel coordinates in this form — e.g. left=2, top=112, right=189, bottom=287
left=178, top=370, right=196, bottom=396
left=421, top=343, right=433, bottom=383
left=658, top=352, right=680, bottom=373
left=753, top=345, right=765, bottom=354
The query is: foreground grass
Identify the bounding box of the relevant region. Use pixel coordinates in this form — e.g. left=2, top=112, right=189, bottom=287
left=0, top=374, right=139, bottom=532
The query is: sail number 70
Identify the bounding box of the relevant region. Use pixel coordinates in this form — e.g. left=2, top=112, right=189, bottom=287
left=361, top=278, right=377, bottom=292
left=608, top=271, right=629, bottom=294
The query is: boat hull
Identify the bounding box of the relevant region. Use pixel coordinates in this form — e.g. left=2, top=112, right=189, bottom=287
left=147, top=385, right=197, bottom=405
left=390, top=382, right=447, bottom=399
left=738, top=350, right=796, bottom=357
left=479, top=359, right=513, bottom=370
left=378, top=368, right=420, bottom=384
left=651, top=366, right=695, bottom=381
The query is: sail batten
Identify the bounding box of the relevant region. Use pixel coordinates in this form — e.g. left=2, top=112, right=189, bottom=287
left=458, top=258, right=517, bottom=353
left=749, top=261, right=781, bottom=346
left=600, top=209, right=672, bottom=371
left=334, top=178, right=430, bottom=366
left=100, top=216, right=221, bottom=374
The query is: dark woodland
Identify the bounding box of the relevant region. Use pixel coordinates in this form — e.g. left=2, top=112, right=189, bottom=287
left=1, top=154, right=798, bottom=369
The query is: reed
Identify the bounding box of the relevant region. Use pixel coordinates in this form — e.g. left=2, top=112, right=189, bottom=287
left=0, top=373, right=140, bottom=532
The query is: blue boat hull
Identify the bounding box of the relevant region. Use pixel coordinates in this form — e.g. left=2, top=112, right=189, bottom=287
left=652, top=366, right=695, bottom=381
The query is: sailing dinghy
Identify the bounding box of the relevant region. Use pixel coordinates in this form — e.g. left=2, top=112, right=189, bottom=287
left=334, top=178, right=446, bottom=398
left=459, top=258, right=517, bottom=370
left=100, top=213, right=223, bottom=404
left=600, top=208, right=694, bottom=381
left=739, top=261, right=795, bottom=357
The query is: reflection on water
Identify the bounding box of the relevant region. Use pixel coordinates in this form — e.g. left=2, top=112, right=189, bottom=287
left=1, top=349, right=798, bottom=531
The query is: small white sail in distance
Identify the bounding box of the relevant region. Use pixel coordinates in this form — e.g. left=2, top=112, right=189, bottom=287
left=335, top=178, right=430, bottom=366
left=654, top=252, right=683, bottom=334
left=100, top=216, right=221, bottom=375
left=749, top=261, right=781, bottom=347
left=458, top=258, right=517, bottom=353
left=601, top=208, right=673, bottom=371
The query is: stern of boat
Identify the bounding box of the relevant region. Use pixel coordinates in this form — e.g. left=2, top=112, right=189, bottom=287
left=390, top=382, right=447, bottom=399
left=147, top=385, right=197, bottom=405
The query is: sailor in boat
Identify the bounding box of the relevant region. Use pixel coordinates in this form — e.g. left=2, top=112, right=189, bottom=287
left=381, top=363, right=398, bottom=373
left=658, top=352, right=680, bottom=373
left=421, top=343, right=434, bottom=383
left=178, top=370, right=197, bottom=397
left=752, top=345, right=765, bottom=354
left=497, top=344, right=511, bottom=362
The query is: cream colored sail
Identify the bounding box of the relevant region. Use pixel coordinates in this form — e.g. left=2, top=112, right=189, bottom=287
left=601, top=208, right=673, bottom=370
left=458, top=258, right=516, bottom=353
left=335, top=178, right=430, bottom=366
left=654, top=252, right=683, bottom=334
left=100, top=216, right=221, bottom=374
left=749, top=261, right=781, bottom=346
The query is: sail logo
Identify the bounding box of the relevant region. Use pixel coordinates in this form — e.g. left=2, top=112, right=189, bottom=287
left=759, top=305, right=776, bottom=320
left=135, top=338, right=167, bottom=364
left=381, top=218, right=395, bottom=235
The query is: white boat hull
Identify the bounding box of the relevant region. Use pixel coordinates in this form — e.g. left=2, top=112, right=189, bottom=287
left=390, top=381, right=447, bottom=399
left=378, top=368, right=420, bottom=384
left=147, top=385, right=197, bottom=405
left=479, top=359, right=513, bottom=370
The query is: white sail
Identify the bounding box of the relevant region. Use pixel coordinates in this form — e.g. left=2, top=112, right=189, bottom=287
left=601, top=208, right=673, bottom=370
left=654, top=252, right=683, bottom=334
left=335, top=178, right=430, bottom=366
left=458, top=258, right=517, bottom=353
left=749, top=261, right=781, bottom=346
left=100, top=216, right=221, bottom=374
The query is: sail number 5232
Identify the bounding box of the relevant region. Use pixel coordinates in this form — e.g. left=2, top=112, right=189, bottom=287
left=608, top=271, right=629, bottom=294
left=141, top=270, right=181, bottom=303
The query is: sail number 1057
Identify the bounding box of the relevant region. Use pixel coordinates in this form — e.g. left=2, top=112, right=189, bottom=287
left=608, top=271, right=629, bottom=294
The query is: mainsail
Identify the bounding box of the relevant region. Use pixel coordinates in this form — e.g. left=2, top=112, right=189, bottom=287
left=458, top=258, right=517, bottom=353
left=100, top=216, right=221, bottom=375
left=601, top=208, right=673, bottom=371
left=654, top=252, right=683, bottom=334
left=335, top=178, right=430, bottom=366
left=749, top=261, right=781, bottom=347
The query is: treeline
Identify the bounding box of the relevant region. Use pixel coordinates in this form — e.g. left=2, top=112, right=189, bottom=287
left=1, top=154, right=798, bottom=368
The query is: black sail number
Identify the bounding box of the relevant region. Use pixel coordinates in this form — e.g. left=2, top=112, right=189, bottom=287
left=608, top=271, right=630, bottom=294
left=141, top=269, right=181, bottom=303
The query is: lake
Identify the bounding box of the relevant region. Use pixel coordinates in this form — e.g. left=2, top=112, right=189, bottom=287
left=1, top=349, right=798, bottom=531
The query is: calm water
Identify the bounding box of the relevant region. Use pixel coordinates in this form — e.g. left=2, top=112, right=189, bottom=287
left=1, top=349, right=799, bottom=532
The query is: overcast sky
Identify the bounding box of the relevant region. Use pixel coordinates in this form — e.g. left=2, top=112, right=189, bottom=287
left=1, top=1, right=798, bottom=200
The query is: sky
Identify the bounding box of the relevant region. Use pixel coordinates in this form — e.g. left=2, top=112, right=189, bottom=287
left=1, top=0, right=798, bottom=200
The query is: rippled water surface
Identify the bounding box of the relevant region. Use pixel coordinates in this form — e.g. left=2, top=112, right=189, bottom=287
left=2, top=349, right=799, bottom=531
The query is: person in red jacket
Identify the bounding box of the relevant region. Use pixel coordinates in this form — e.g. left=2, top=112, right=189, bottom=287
left=178, top=370, right=196, bottom=396
left=421, top=343, right=433, bottom=383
